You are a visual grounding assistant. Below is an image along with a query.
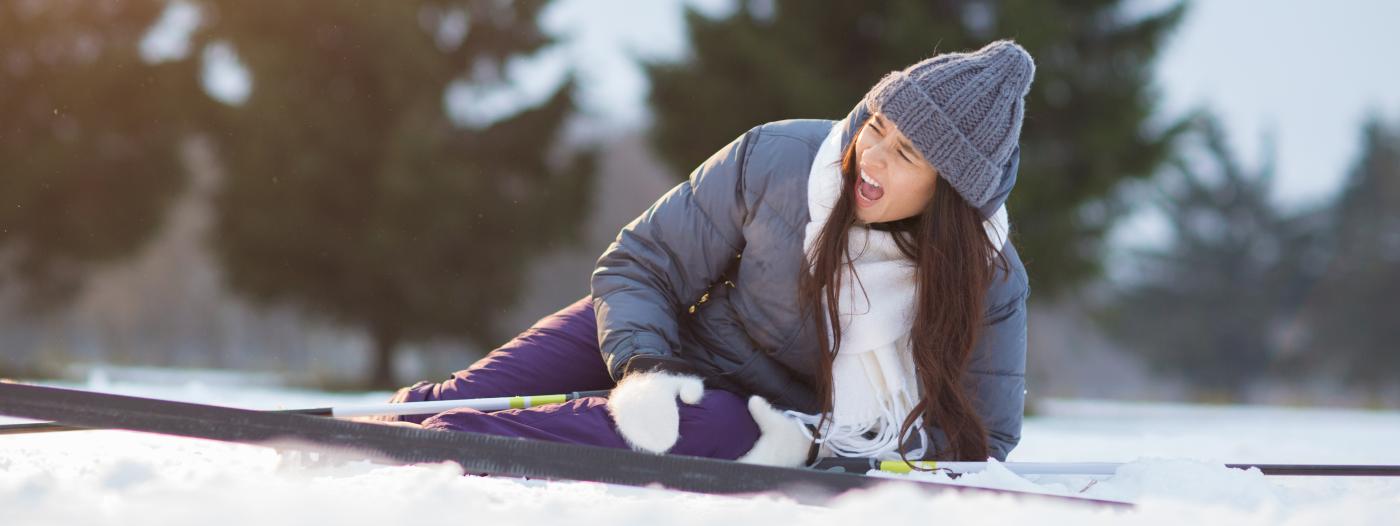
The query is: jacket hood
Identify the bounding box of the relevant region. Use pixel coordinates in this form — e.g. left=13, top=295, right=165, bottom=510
left=835, top=100, right=1020, bottom=221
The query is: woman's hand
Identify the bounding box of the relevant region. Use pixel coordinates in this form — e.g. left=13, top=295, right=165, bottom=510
left=737, top=395, right=811, bottom=467
left=606, top=370, right=705, bottom=454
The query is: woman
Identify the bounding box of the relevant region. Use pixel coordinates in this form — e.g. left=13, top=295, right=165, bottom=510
left=381, top=40, right=1034, bottom=468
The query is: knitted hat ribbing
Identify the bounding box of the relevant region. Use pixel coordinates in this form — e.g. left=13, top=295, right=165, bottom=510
left=863, top=40, right=1035, bottom=208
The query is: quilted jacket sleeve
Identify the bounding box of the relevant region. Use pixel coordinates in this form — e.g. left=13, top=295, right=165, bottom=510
left=970, top=273, right=1029, bottom=462
left=590, top=127, right=758, bottom=381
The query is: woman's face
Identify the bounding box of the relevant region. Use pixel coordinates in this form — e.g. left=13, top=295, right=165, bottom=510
left=851, top=112, right=940, bottom=225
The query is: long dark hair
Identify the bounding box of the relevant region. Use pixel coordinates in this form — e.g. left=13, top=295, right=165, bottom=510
left=798, top=116, right=1012, bottom=463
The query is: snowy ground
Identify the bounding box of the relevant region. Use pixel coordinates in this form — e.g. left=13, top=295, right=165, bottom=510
left=2, top=372, right=1397, bottom=525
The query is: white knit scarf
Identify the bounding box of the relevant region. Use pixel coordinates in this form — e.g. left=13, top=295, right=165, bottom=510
left=787, top=122, right=1009, bottom=459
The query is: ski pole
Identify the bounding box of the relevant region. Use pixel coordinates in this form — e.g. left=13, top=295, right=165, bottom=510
left=0, top=389, right=611, bottom=436
left=809, top=458, right=1400, bottom=477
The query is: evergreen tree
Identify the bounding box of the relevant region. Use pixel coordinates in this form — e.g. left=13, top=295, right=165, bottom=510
left=1096, top=116, right=1316, bottom=400
left=0, top=0, right=198, bottom=310
left=644, top=0, right=1188, bottom=297
left=191, top=0, right=595, bottom=387
left=1299, top=118, right=1400, bottom=391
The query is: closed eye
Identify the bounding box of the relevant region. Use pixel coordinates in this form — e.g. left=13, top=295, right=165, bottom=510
left=867, top=120, right=915, bottom=163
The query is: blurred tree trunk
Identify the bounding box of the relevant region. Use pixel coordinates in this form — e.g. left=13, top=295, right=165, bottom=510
left=370, top=324, right=401, bottom=389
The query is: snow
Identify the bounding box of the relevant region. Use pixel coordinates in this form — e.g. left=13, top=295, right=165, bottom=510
left=2, top=374, right=1398, bottom=525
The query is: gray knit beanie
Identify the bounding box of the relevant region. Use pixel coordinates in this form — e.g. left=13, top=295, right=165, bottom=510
left=863, top=39, right=1036, bottom=208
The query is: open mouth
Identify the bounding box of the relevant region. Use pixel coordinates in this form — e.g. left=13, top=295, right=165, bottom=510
left=856, top=170, right=884, bottom=206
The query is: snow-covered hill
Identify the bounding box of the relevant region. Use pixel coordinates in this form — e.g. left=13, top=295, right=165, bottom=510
left=1, top=374, right=1397, bottom=525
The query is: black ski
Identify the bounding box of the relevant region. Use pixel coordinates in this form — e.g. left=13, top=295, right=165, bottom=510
left=0, top=383, right=1131, bottom=508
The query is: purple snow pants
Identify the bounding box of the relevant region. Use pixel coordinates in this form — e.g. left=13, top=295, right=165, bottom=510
left=385, top=295, right=761, bottom=460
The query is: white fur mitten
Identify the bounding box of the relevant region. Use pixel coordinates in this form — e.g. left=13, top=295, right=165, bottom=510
left=607, top=371, right=705, bottom=454
left=736, top=395, right=813, bottom=467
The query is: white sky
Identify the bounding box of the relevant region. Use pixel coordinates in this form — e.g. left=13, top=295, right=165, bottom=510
left=1107, top=0, right=1400, bottom=256
left=1150, top=0, right=1400, bottom=209
left=538, top=0, right=734, bottom=129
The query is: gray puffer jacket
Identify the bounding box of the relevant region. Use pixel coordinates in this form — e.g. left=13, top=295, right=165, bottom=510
left=590, top=101, right=1029, bottom=461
